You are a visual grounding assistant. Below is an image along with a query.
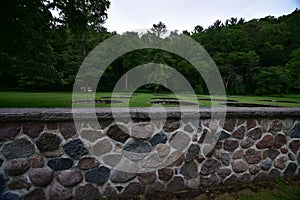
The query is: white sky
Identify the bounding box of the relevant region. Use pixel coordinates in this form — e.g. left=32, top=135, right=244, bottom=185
left=105, top=0, right=300, bottom=33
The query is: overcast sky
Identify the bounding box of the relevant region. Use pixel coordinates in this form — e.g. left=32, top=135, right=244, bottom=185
left=105, top=0, right=300, bottom=33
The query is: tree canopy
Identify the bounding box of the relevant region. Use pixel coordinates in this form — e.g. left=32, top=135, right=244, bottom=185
left=0, top=2, right=299, bottom=95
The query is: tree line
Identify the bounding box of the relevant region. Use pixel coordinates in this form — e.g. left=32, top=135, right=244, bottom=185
left=0, top=0, right=299, bottom=95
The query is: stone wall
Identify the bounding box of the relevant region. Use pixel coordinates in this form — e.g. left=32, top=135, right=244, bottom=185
left=0, top=108, right=299, bottom=199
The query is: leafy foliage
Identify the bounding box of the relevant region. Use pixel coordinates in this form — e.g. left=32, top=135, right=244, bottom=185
left=0, top=1, right=299, bottom=96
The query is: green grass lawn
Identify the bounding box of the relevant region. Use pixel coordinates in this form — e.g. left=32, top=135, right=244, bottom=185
left=0, top=91, right=299, bottom=108
left=141, top=177, right=300, bottom=200
left=193, top=179, right=300, bottom=200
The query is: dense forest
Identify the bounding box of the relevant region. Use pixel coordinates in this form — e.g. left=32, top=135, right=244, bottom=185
left=0, top=0, right=300, bottom=95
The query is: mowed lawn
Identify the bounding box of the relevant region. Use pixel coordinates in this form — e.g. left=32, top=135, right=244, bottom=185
left=0, top=91, right=299, bottom=108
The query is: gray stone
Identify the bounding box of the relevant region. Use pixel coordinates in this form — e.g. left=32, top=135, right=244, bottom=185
left=244, top=149, right=261, bottom=164
left=198, top=129, right=208, bottom=143
left=221, top=153, right=231, bottom=166
left=122, top=182, right=145, bottom=196
left=233, top=149, right=244, bottom=159
left=149, top=131, right=167, bottom=146
left=164, top=151, right=184, bottom=167
left=158, top=168, right=174, bottom=181
left=213, top=149, right=222, bottom=159
left=80, top=129, right=104, bottom=142
left=169, top=131, right=191, bottom=150
left=224, top=140, right=239, bottom=152
left=201, top=159, right=221, bottom=175
left=74, top=184, right=101, bottom=200
left=218, top=131, right=231, bottom=140
left=137, top=172, right=156, bottom=184
left=147, top=181, right=165, bottom=193
left=110, top=170, right=136, bottom=183
left=224, top=174, right=238, bottom=184
left=47, top=122, right=58, bottom=130
left=107, top=124, right=129, bottom=143
left=131, top=122, right=155, bottom=139
left=268, top=149, right=280, bottom=160
left=31, top=154, right=44, bottom=168
left=163, top=120, right=180, bottom=132
left=289, top=140, right=300, bottom=154
left=0, top=122, right=20, bottom=142
left=1, top=108, right=300, bottom=122
left=0, top=191, right=19, bottom=200
left=217, top=168, right=232, bottom=179
left=166, top=176, right=185, bottom=192
left=29, top=168, right=53, bottom=186
left=157, top=144, right=170, bottom=158
left=23, top=123, right=44, bottom=138
left=223, top=119, right=236, bottom=132
left=4, top=159, right=30, bottom=176
left=141, top=153, right=161, bottom=168
left=284, top=162, right=297, bottom=177
left=36, top=132, right=61, bottom=152
left=249, top=165, right=260, bottom=175
left=232, top=126, right=245, bottom=139
left=8, top=177, right=30, bottom=190
left=57, top=170, right=83, bottom=187
left=85, top=166, right=110, bottom=184
left=184, top=124, right=194, bottom=133
left=186, top=176, right=200, bottom=189
left=256, top=135, right=274, bottom=149
left=59, top=122, right=77, bottom=139
left=123, top=139, right=152, bottom=160
left=200, top=174, right=220, bottom=186
left=113, top=158, right=139, bottom=173
left=63, top=139, right=88, bottom=160
left=47, top=158, right=74, bottom=171
left=2, top=138, right=35, bottom=159
left=180, top=161, right=198, bottom=179
left=44, top=149, right=63, bottom=158
left=49, top=185, right=73, bottom=200
left=232, top=159, right=248, bottom=173
left=103, top=154, right=122, bottom=167
left=185, top=143, right=200, bottom=162
left=298, top=152, right=300, bottom=165
left=98, top=119, right=114, bottom=129
left=282, top=119, right=294, bottom=131
left=78, top=157, right=100, bottom=170
left=261, top=158, right=272, bottom=170
left=24, top=188, right=46, bottom=200
left=0, top=174, right=8, bottom=194
left=247, top=120, right=256, bottom=129
left=290, top=123, right=300, bottom=138
left=274, top=134, right=287, bottom=148
left=268, top=169, right=281, bottom=179
left=247, top=128, right=262, bottom=140
left=241, top=137, right=254, bottom=148
left=92, top=138, right=112, bottom=156
left=274, top=156, right=287, bottom=169
left=268, top=120, right=282, bottom=133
